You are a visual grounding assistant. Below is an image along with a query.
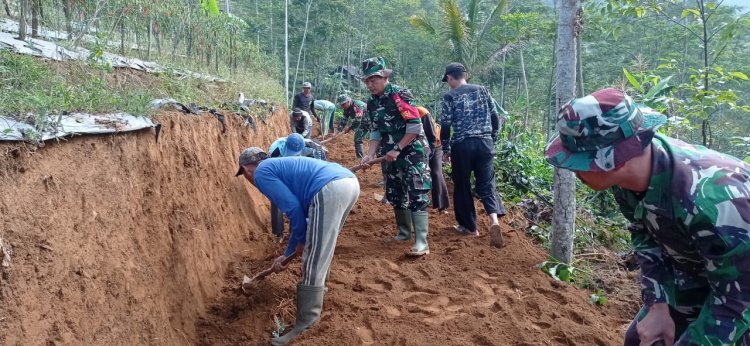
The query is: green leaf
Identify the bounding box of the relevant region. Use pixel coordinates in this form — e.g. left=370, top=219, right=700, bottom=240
left=623, top=68, right=644, bottom=93
left=201, top=0, right=219, bottom=16
left=744, top=157, right=750, bottom=164
left=644, top=76, right=673, bottom=100
left=730, top=72, right=749, bottom=81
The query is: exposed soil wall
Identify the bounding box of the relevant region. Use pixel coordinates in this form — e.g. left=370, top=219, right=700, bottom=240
left=0, top=109, right=288, bottom=345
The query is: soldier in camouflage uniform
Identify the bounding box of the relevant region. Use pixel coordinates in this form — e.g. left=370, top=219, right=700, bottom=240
left=335, top=95, right=369, bottom=160
left=359, top=57, right=432, bottom=256
left=545, top=88, right=750, bottom=346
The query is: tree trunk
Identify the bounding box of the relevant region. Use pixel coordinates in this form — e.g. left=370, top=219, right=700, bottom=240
left=550, top=0, right=581, bottom=265
left=284, top=0, right=289, bottom=106
left=500, top=52, right=506, bottom=108
left=18, top=0, right=28, bottom=40
left=61, top=0, right=72, bottom=39
left=292, top=0, right=313, bottom=96
left=120, top=19, right=126, bottom=55
left=575, top=34, right=584, bottom=97
left=147, top=14, right=152, bottom=60
left=520, top=47, right=529, bottom=130
left=2, top=0, right=11, bottom=17
left=31, top=0, right=40, bottom=38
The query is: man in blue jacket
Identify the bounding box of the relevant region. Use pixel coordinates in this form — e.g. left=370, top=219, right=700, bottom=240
left=236, top=147, right=360, bottom=345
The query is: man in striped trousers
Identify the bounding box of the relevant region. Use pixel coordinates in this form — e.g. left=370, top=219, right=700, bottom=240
left=236, top=147, right=360, bottom=345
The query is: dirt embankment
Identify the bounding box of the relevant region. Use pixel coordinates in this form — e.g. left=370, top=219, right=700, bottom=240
left=0, top=109, right=288, bottom=345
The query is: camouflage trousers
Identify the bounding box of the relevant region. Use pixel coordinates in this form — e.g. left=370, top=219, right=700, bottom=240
left=624, top=284, right=750, bottom=345
left=383, top=145, right=432, bottom=212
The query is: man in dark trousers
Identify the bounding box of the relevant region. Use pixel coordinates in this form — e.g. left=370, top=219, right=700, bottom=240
left=236, top=147, right=360, bottom=346
left=417, top=105, right=449, bottom=213
left=440, top=62, right=505, bottom=248
left=293, top=82, right=320, bottom=122
left=546, top=88, right=750, bottom=346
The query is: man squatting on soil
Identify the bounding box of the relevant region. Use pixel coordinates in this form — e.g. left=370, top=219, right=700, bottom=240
left=359, top=56, right=432, bottom=257
left=440, top=62, right=506, bottom=247
left=236, top=147, right=360, bottom=345
left=545, top=88, right=750, bottom=346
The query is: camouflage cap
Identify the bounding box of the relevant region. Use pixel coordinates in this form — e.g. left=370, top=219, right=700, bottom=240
left=336, top=94, right=351, bottom=105
left=361, top=57, right=392, bottom=79
left=544, top=88, right=667, bottom=172
left=235, top=147, right=268, bottom=176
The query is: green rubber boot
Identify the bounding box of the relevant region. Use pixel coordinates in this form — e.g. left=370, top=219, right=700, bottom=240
left=408, top=210, right=430, bottom=256
left=394, top=209, right=413, bottom=241
left=271, top=284, right=326, bottom=346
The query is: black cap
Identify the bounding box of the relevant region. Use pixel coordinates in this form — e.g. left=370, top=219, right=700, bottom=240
left=442, top=62, right=466, bottom=82
left=292, top=108, right=303, bottom=116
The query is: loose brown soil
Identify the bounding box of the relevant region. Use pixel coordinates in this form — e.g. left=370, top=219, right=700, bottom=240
left=196, top=135, right=640, bottom=345
left=0, top=111, right=640, bottom=346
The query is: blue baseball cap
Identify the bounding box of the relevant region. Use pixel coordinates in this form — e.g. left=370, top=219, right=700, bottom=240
left=285, top=133, right=305, bottom=157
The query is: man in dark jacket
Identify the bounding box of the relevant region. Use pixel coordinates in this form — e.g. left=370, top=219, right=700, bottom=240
left=441, top=62, right=505, bottom=248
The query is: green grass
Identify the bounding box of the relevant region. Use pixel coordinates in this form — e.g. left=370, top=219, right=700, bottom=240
left=0, top=50, right=285, bottom=119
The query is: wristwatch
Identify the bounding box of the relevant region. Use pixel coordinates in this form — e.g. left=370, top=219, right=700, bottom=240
left=393, top=144, right=402, bottom=152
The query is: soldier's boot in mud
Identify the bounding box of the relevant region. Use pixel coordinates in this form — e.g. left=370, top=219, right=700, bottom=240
left=394, top=209, right=413, bottom=241
left=354, top=142, right=364, bottom=160
left=271, top=284, right=326, bottom=346
left=407, top=210, right=430, bottom=256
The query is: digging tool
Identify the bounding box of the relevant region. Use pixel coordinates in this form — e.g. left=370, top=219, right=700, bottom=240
left=320, top=133, right=341, bottom=144
left=349, top=157, right=386, bottom=173
left=241, top=254, right=297, bottom=293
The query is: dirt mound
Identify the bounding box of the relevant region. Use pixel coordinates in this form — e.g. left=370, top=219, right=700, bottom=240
left=196, top=136, right=637, bottom=345
left=0, top=109, right=288, bottom=345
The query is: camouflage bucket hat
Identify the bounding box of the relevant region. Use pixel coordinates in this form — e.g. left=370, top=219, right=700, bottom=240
left=361, top=57, right=392, bottom=79
left=544, top=88, right=667, bottom=172
left=336, top=94, right=351, bottom=105
left=235, top=147, right=268, bottom=176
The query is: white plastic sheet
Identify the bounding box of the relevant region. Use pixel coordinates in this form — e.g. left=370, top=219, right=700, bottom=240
left=0, top=113, right=155, bottom=142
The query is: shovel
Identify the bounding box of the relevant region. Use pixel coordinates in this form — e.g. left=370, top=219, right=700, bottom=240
left=349, top=157, right=386, bottom=173
left=241, top=254, right=297, bottom=293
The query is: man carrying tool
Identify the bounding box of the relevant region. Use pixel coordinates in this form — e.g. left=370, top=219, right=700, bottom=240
left=293, top=81, right=320, bottom=122
left=314, top=99, right=337, bottom=139
left=335, top=95, right=369, bottom=160
left=267, top=133, right=329, bottom=239
left=545, top=87, right=750, bottom=346
left=235, top=147, right=360, bottom=346
left=360, top=56, right=432, bottom=256
left=291, top=108, right=313, bottom=139
left=417, top=106, right=449, bottom=213
left=441, top=62, right=505, bottom=248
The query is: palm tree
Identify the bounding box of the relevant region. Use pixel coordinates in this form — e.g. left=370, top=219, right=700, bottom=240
left=408, top=0, right=509, bottom=70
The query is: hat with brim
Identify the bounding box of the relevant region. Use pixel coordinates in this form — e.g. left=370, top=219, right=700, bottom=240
left=361, top=57, right=392, bottom=79
left=544, top=88, right=666, bottom=172
left=284, top=133, right=305, bottom=157
left=235, top=147, right=267, bottom=176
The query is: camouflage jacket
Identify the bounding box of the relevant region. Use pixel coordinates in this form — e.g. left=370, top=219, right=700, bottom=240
left=366, top=83, right=425, bottom=154
left=614, top=134, right=750, bottom=345
left=338, top=100, right=368, bottom=132
left=440, top=83, right=499, bottom=153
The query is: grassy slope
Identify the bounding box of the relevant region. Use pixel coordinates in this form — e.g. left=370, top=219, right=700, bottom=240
left=0, top=50, right=284, bottom=120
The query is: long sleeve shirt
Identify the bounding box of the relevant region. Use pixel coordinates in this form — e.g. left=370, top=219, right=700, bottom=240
left=337, top=100, right=367, bottom=132
left=253, top=157, right=354, bottom=257
left=440, top=83, right=499, bottom=153
left=613, top=134, right=750, bottom=345
left=290, top=111, right=313, bottom=138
